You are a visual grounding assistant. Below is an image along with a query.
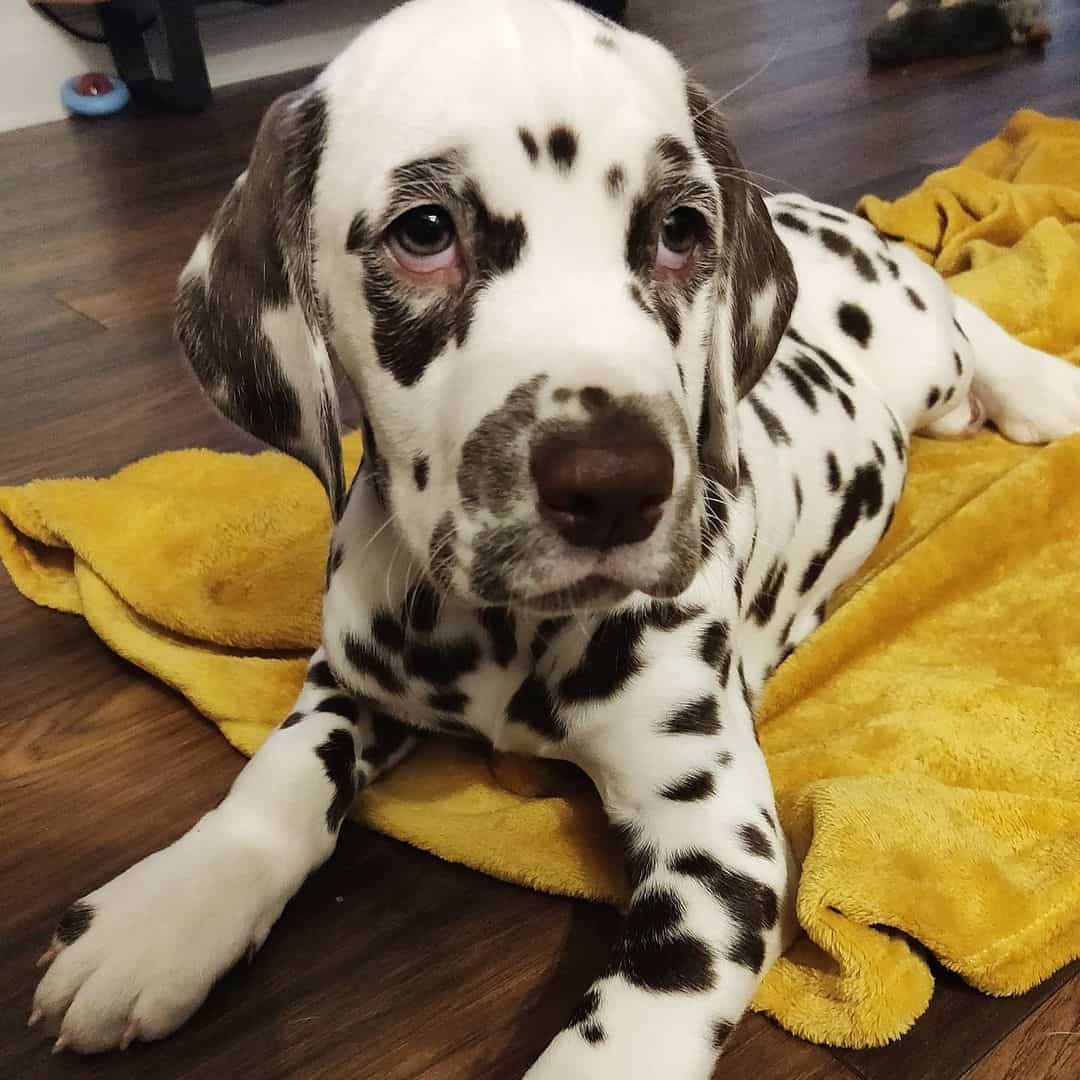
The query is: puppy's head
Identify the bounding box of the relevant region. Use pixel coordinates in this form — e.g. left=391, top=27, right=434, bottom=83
left=176, top=0, right=795, bottom=615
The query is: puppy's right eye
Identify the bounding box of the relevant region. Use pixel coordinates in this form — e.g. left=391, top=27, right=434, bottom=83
left=388, top=205, right=460, bottom=273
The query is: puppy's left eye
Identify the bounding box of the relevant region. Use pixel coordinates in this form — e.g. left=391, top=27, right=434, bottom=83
left=388, top=205, right=460, bottom=273
left=656, top=207, right=703, bottom=271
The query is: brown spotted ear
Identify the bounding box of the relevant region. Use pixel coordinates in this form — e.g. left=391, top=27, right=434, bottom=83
left=175, top=86, right=345, bottom=518
left=687, top=81, right=797, bottom=399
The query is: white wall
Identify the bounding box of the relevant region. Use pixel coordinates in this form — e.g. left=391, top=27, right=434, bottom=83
left=2, top=1, right=397, bottom=133
left=2, top=4, right=112, bottom=131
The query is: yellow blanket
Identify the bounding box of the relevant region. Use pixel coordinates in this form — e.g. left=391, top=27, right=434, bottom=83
left=2, top=109, right=1079, bottom=1049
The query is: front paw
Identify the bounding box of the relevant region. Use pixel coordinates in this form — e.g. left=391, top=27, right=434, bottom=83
left=30, top=814, right=293, bottom=1054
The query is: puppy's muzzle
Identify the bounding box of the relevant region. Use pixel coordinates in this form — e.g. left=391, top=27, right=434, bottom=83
left=531, top=410, right=674, bottom=550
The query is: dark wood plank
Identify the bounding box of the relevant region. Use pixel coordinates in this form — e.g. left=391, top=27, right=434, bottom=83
left=962, top=974, right=1080, bottom=1080
left=2, top=2, right=1078, bottom=1079
left=835, top=962, right=1078, bottom=1080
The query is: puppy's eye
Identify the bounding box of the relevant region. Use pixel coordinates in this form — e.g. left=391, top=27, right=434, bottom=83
left=656, top=207, right=703, bottom=271
left=388, top=205, right=459, bottom=272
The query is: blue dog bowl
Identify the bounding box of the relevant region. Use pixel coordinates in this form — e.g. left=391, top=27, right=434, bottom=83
left=62, top=74, right=131, bottom=117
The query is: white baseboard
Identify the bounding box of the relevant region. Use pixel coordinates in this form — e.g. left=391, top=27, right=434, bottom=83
left=1, top=0, right=396, bottom=133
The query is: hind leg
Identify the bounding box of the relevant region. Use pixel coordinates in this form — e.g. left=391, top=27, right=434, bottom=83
left=949, top=296, right=1080, bottom=444
left=922, top=296, right=1080, bottom=444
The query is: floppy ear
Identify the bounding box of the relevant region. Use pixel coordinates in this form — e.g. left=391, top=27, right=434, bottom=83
left=175, top=86, right=346, bottom=518
left=687, top=81, right=797, bottom=478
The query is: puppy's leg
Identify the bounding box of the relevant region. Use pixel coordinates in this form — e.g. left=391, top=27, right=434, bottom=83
left=527, top=685, right=794, bottom=1079
left=30, top=648, right=417, bottom=1055
left=951, top=295, right=1080, bottom=444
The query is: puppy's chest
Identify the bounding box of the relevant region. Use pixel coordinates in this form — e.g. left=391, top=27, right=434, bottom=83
left=325, top=600, right=575, bottom=753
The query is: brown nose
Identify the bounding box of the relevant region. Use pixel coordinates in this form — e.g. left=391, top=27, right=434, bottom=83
left=531, top=416, right=674, bottom=549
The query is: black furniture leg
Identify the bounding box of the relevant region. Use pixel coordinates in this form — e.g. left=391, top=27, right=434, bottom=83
left=99, top=0, right=212, bottom=112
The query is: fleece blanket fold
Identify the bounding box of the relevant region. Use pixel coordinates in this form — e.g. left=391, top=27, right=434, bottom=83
left=3, top=108, right=1079, bottom=1048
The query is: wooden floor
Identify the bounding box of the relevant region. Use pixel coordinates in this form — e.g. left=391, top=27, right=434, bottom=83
left=2, top=1, right=1078, bottom=1077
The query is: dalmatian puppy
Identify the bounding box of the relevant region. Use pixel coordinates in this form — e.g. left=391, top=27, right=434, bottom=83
left=29, top=0, right=1080, bottom=1074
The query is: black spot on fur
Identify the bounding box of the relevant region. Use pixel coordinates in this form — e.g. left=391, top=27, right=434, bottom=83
left=315, top=693, right=359, bottom=723
left=712, top=1020, right=735, bottom=1049
left=661, top=770, right=716, bottom=802
left=315, top=729, right=356, bottom=831
left=548, top=125, right=578, bottom=171
left=700, top=620, right=732, bottom=682
left=819, top=228, right=852, bottom=257
left=748, top=394, right=790, bottom=444
left=906, top=286, right=927, bottom=311
left=608, top=886, right=716, bottom=993
left=580, top=1021, right=605, bottom=1044
left=837, top=388, right=856, bottom=418
left=760, top=806, right=777, bottom=832
left=853, top=248, right=878, bottom=282
left=560, top=613, right=645, bottom=702
left=606, top=163, right=625, bottom=196
left=412, top=454, right=429, bottom=491
left=788, top=332, right=855, bottom=387
left=892, top=424, right=907, bottom=461
left=612, top=820, right=658, bottom=889
left=945, top=386, right=955, bottom=403
left=344, top=634, right=405, bottom=695
left=281, top=710, right=305, bottom=729
left=954, top=316, right=968, bottom=341
left=663, top=696, right=721, bottom=736
left=371, top=610, right=406, bottom=653
left=802, top=461, right=884, bottom=593
left=595, top=31, right=617, bottom=50
left=838, top=302, right=872, bottom=347
left=507, top=674, right=565, bottom=740
left=308, top=659, right=339, bottom=689
left=814, top=206, right=848, bottom=224
left=361, top=712, right=412, bottom=769
left=716, top=749, right=734, bottom=768
left=954, top=350, right=964, bottom=375
left=826, top=452, right=842, bottom=492
left=774, top=211, right=810, bottom=234
left=345, top=212, right=369, bottom=253
left=518, top=128, right=539, bottom=162
left=56, top=901, right=94, bottom=945
left=669, top=849, right=779, bottom=974
left=780, top=363, right=818, bottom=411
left=926, top=386, right=941, bottom=409
left=750, top=560, right=787, bottom=625
left=800, top=554, right=827, bottom=596
left=796, top=354, right=832, bottom=393
left=428, top=690, right=468, bottom=714
left=479, top=607, right=517, bottom=667
left=402, top=580, right=439, bottom=634
left=879, top=254, right=901, bottom=279
left=566, top=986, right=605, bottom=1043
left=873, top=441, right=886, bottom=465
left=567, top=986, right=602, bottom=1028
left=739, top=823, right=775, bottom=859
left=403, top=637, right=481, bottom=685
left=644, top=602, right=705, bottom=632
